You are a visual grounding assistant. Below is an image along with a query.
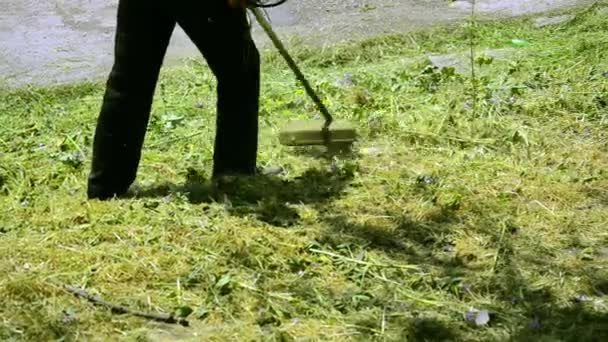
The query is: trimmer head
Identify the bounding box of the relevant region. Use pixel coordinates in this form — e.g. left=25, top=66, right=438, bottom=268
left=279, top=119, right=357, bottom=147
left=251, top=8, right=356, bottom=152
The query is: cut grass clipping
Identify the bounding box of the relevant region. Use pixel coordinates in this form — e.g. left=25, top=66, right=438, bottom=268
left=1, top=3, right=608, bottom=341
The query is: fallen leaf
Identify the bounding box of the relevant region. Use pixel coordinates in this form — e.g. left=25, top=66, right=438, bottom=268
left=465, top=309, right=491, bottom=327
left=475, top=310, right=490, bottom=326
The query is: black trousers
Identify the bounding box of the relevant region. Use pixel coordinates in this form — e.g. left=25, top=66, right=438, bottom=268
left=87, top=0, right=260, bottom=200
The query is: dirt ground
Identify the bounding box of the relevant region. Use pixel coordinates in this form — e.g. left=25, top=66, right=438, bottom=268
left=0, top=0, right=593, bottom=88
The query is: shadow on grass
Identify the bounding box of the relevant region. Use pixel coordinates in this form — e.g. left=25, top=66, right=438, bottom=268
left=585, top=187, right=608, bottom=207
left=126, top=163, right=608, bottom=340
left=128, top=167, right=354, bottom=227
left=475, top=226, right=608, bottom=341
left=350, top=315, right=462, bottom=341
left=316, top=197, right=608, bottom=340
left=316, top=206, right=464, bottom=267
left=511, top=300, right=608, bottom=341
left=498, top=264, right=608, bottom=341
left=403, top=317, right=461, bottom=341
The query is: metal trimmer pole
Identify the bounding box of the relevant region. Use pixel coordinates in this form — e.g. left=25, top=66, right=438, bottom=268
left=250, top=7, right=333, bottom=145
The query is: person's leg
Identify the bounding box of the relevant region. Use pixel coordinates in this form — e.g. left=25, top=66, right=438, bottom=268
left=87, top=0, right=176, bottom=200
left=175, top=2, right=260, bottom=177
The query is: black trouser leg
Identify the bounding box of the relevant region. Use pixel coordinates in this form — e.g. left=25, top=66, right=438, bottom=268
left=87, top=0, right=175, bottom=199
left=175, top=4, right=260, bottom=177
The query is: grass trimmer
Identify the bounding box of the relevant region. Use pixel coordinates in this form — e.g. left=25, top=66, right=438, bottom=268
left=250, top=7, right=358, bottom=150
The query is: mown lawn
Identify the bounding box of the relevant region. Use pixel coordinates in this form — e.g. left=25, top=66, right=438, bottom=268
left=1, top=3, right=607, bottom=341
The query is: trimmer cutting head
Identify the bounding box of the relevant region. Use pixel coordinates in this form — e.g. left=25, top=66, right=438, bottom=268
left=251, top=8, right=356, bottom=152
left=278, top=119, right=357, bottom=147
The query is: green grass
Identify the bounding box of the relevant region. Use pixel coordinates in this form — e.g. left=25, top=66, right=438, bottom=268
left=1, top=3, right=608, bottom=341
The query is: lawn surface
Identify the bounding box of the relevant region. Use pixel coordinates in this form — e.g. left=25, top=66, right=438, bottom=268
left=1, top=3, right=607, bottom=341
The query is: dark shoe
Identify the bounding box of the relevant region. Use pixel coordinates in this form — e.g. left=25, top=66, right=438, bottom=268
left=87, top=187, right=129, bottom=201
left=87, top=171, right=133, bottom=200
left=212, top=165, right=284, bottom=179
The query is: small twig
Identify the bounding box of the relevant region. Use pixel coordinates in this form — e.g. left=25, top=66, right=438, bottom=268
left=531, top=200, right=556, bottom=216
left=309, top=248, right=419, bottom=270
left=63, top=285, right=189, bottom=327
